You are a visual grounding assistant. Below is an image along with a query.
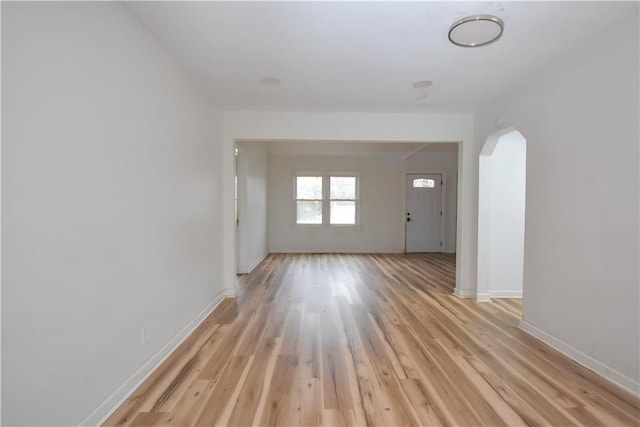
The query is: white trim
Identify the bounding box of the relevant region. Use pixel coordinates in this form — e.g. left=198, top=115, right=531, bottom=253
left=518, top=320, right=640, bottom=397
left=453, top=287, right=474, bottom=298
left=490, top=290, right=523, bottom=298
left=475, top=292, right=491, bottom=302
left=247, top=252, right=269, bottom=274
left=80, top=290, right=234, bottom=426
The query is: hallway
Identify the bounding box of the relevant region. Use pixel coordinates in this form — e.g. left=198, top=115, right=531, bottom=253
left=106, top=253, right=639, bottom=426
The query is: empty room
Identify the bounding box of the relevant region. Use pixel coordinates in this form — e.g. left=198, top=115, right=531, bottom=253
left=2, top=1, right=639, bottom=426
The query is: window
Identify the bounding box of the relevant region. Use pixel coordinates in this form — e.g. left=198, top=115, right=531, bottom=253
left=413, top=178, right=435, bottom=188
left=295, top=176, right=323, bottom=224
left=330, top=176, right=356, bottom=224
left=295, top=174, right=358, bottom=225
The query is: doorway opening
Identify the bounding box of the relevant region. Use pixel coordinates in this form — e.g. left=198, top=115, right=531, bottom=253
left=477, top=127, right=527, bottom=303
left=234, top=141, right=269, bottom=276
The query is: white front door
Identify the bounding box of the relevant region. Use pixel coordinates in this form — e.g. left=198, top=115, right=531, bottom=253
left=405, top=174, right=442, bottom=252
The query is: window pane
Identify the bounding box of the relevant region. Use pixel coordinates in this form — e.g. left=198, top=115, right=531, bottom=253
left=413, top=178, right=435, bottom=188
left=297, top=201, right=322, bottom=224
left=330, top=176, right=356, bottom=199
left=296, top=176, right=322, bottom=199
left=330, top=201, right=355, bottom=224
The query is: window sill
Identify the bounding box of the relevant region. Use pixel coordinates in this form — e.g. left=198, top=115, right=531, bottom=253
left=293, top=223, right=360, bottom=228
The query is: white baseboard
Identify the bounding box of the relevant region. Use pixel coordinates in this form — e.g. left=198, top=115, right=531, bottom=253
left=476, top=290, right=523, bottom=302
left=80, top=290, right=234, bottom=426
left=269, top=249, right=405, bottom=254
left=475, top=292, right=491, bottom=302
left=518, top=320, right=640, bottom=397
left=490, top=290, right=523, bottom=298
left=453, top=287, right=474, bottom=298
left=247, top=252, right=269, bottom=274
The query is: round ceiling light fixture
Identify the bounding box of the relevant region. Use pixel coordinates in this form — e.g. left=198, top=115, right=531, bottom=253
left=448, top=14, right=504, bottom=47
left=412, top=80, right=433, bottom=89
left=260, top=77, right=280, bottom=85
left=413, top=80, right=433, bottom=101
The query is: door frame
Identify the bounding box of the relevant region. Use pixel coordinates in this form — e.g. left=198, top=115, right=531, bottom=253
left=403, top=172, right=447, bottom=253
left=235, top=146, right=248, bottom=274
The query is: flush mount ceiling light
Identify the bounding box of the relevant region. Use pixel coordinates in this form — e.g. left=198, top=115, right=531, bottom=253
left=412, top=80, right=433, bottom=89
left=448, top=15, right=504, bottom=47
left=413, top=80, right=433, bottom=101
left=260, top=77, right=280, bottom=85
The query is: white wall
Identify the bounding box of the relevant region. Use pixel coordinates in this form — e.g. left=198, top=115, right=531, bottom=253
left=477, top=131, right=526, bottom=300
left=224, top=111, right=475, bottom=297
left=268, top=149, right=457, bottom=253
left=2, top=3, right=224, bottom=425
left=236, top=142, right=269, bottom=273
left=475, top=15, right=639, bottom=393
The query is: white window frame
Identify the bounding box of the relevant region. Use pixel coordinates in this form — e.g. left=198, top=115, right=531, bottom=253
left=293, top=172, right=360, bottom=226
left=294, top=174, right=324, bottom=225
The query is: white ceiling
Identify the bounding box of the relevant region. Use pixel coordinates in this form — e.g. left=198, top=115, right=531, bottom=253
left=125, top=1, right=635, bottom=112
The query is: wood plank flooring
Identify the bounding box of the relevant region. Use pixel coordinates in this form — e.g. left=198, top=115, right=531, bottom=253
left=105, top=253, right=640, bottom=426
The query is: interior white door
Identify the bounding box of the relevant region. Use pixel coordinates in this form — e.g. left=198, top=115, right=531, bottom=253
left=405, top=174, right=442, bottom=252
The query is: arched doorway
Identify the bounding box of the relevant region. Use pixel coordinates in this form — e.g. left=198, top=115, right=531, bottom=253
left=477, top=127, right=527, bottom=303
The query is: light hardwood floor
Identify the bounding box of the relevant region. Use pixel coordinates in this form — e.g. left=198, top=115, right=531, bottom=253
left=105, top=253, right=640, bottom=426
